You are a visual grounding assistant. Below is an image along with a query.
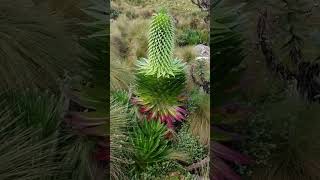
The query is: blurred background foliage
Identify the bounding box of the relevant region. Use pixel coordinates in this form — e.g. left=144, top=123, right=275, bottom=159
left=213, top=0, right=320, bottom=180
left=0, top=0, right=107, bottom=179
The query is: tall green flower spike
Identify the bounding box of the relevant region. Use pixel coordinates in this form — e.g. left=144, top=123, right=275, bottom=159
left=138, top=8, right=185, bottom=78
left=133, top=9, right=187, bottom=128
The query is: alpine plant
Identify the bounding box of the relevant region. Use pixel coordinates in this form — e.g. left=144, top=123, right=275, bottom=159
left=132, top=9, right=187, bottom=128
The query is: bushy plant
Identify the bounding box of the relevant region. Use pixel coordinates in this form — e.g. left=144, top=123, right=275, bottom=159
left=177, top=28, right=208, bottom=46
left=244, top=95, right=320, bottom=180
left=0, top=109, right=59, bottom=180
left=3, top=89, right=63, bottom=138
left=111, top=7, right=121, bottom=19
left=174, top=123, right=207, bottom=163
left=129, top=119, right=173, bottom=175
left=0, top=0, right=85, bottom=90
left=130, top=120, right=170, bottom=170
left=132, top=9, right=188, bottom=128
left=138, top=160, right=189, bottom=179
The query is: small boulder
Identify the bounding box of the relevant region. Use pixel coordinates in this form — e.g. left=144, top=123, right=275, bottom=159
left=194, top=44, right=210, bottom=58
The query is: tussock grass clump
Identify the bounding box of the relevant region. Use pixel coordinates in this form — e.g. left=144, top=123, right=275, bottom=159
left=111, top=14, right=149, bottom=66
left=174, top=46, right=197, bottom=63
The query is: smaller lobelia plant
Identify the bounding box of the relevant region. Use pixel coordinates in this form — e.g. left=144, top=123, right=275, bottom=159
left=132, top=8, right=187, bottom=128
left=130, top=119, right=172, bottom=173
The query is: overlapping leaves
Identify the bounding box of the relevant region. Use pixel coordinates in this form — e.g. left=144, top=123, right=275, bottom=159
left=0, top=0, right=86, bottom=90
left=130, top=120, right=172, bottom=172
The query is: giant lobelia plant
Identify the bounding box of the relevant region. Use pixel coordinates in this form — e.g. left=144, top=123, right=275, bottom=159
left=132, top=9, right=187, bottom=128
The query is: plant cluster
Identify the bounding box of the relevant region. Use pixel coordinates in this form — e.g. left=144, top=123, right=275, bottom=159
left=177, top=28, right=208, bottom=46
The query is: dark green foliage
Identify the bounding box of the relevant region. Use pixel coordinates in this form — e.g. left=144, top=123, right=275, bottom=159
left=112, top=90, right=131, bottom=105
left=139, top=160, right=190, bottom=179
left=210, top=2, right=253, bottom=179
left=60, top=137, right=99, bottom=180
left=111, top=7, right=121, bottom=19
left=212, top=12, right=246, bottom=106
left=130, top=120, right=172, bottom=173
left=80, top=0, right=108, bottom=92
left=0, top=133, right=57, bottom=179
left=212, top=1, right=247, bottom=122
left=0, top=1, right=108, bottom=180
left=0, top=90, right=70, bottom=180
left=175, top=124, right=207, bottom=163
left=243, top=95, right=320, bottom=180
left=3, top=89, right=63, bottom=138
left=0, top=0, right=86, bottom=90
left=135, top=69, right=186, bottom=106
left=212, top=3, right=246, bottom=111
left=1, top=89, right=100, bottom=180
left=0, top=106, right=60, bottom=180
left=177, top=29, right=208, bottom=46
left=51, top=2, right=109, bottom=179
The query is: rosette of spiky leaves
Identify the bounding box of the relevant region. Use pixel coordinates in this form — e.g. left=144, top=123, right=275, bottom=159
left=130, top=119, right=173, bottom=174
left=137, top=9, right=185, bottom=78
left=0, top=100, right=62, bottom=180
left=134, top=63, right=187, bottom=128
left=0, top=0, right=86, bottom=91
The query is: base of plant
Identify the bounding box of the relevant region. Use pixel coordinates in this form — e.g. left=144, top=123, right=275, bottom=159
left=131, top=96, right=188, bottom=129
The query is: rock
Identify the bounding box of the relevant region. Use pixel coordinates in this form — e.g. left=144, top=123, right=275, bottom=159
left=194, top=44, right=210, bottom=58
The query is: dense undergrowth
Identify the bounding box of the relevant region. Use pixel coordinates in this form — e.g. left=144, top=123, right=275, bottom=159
left=0, top=0, right=106, bottom=179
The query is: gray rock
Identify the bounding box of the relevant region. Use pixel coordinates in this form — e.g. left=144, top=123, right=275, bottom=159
left=194, top=44, right=210, bottom=58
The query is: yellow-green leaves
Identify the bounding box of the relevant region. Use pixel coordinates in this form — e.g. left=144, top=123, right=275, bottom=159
left=140, top=9, right=185, bottom=78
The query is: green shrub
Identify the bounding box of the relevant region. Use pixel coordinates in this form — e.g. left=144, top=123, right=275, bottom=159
left=130, top=120, right=172, bottom=173
left=138, top=160, right=188, bottom=179
left=111, top=7, right=121, bottom=19
left=174, top=123, right=207, bottom=163
left=3, top=89, right=63, bottom=138
left=0, top=109, right=60, bottom=180
left=177, top=29, right=208, bottom=46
